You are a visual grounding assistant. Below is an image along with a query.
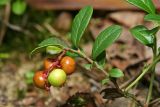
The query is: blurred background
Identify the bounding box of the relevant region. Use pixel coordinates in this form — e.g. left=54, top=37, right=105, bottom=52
left=1, top=0, right=160, bottom=107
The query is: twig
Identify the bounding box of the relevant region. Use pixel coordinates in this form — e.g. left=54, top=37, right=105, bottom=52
left=43, top=23, right=61, bottom=37
left=0, top=3, right=10, bottom=45
left=0, top=19, right=36, bottom=39
left=149, top=98, right=160, bottom=106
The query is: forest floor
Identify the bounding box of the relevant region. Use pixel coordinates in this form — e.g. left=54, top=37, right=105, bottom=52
left=0, top=9, right=160, bottom=107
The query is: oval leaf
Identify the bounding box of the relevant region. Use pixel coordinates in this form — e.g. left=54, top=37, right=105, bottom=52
left=126, top=0, right=155, bottom=14
left=92, top=25, right=122, bottom=59
left=130, top=25, right=155, bottom=46
left=144, top=14, right=160, bottom=23
left=71, top=6, right=93, bottom=48
left=12, top=0, right=27, bottom=15
left=38, top=37, right=68, bottom=47
left=109, top=68, right=124, bottom=78
left=46, top=46, right=62, bottom=55
left=30, top=37, right=68, bottom=57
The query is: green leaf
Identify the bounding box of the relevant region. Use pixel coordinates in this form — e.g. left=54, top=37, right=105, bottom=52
left=92, top=25, right=122, bottom=59
left=46, top=46, right=62, bottom=55
left=71, top=6, right=93, bottom=48
left=109, top=68, right=124, bottom=78
left=38, top=37, right=68, bottom=47
left=130, top=25, right=157, bottom=46
left=30, top=37, right=68, bottom=57
left=126, top=0, right=155, bottom=14
left=144, top=14, right=160, bottom=23
left=65, top=51, right=79, bottom=58
left=0, top=0, right=10, bottom=5
left=96, top=51, right=106, bottom=69
left=148, top=26, right=159, bottom=35
left=12, top=0, right=27, bottom=15
left=101, top=78, right=110, bottom=85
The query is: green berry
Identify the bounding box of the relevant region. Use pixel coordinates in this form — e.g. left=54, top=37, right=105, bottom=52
left=48, top=69, right=66, bottom=87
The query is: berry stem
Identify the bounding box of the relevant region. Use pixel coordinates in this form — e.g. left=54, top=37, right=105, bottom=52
left=66, top=48, right=108, bottom=76
left=146, top=38, right=157, bottom=105
left=43, top=50, right=66, bottom=91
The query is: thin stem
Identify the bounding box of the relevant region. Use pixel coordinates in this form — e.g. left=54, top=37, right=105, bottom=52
left=66, top=48, right=108, bottom=76
left=153, top=37, right=157, bottom=56
left=145, top=39, right=157, bottom=105
left=125, top=55, right=160, bottom=91
left=120, top=71, right=141, bottom=89
left=146, top=72, right=155, bottom=105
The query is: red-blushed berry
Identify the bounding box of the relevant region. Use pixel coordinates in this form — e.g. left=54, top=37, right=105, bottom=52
left=44, top=58, right=54, bottom=69
left=60, top=56, right=76, bottom=75
left=33, top=71, right=46, bottom=89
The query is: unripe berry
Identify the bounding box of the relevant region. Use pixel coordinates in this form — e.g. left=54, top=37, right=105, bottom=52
left=60, top=56, right=76, bottom=75
left=48, top=69, right=66, bottom=87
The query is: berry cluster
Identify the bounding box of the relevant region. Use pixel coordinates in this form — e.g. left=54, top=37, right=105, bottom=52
left=33, top=51, right=76, bottom=91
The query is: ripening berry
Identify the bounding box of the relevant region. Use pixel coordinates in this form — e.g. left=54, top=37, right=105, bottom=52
left=60, top=56, right=76, bottom=74
left=33, top=71, right=46, bottom=89
left=44, top=58, right=53, bottom=69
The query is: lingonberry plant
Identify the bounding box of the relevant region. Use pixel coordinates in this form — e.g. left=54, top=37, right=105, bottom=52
left=30, top=0, right=160, bottom=106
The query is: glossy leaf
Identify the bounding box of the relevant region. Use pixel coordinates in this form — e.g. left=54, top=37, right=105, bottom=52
left=126, top=0, right=155, bottom=14
left=109, top=68, right=124, bottom=78
left=71, top=6, right=93, bottom=48
left=46, top=46, right=62, bottom=55
left=130, top=25, right=157, bottom=46
left=144, top=14, right=160, bottom=23
left=0, top=0, right=10, bottom=5
left=30, top=37, right=68, bottom=57
left=12, top=0, right=27, bottom=15
left=147, top=27, right=159, bottom=35
left=92, top=25, right=122, bottom=59
left=38, top=37, right=68, bottom=47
